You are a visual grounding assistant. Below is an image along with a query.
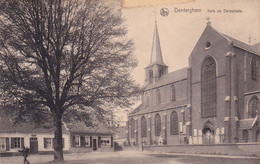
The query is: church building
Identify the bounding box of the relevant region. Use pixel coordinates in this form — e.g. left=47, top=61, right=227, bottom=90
left=127, top=21, right=260, bottom=146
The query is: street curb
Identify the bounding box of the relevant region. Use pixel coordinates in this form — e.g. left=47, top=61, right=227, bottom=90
left=149, top=152, right=260, bottom=159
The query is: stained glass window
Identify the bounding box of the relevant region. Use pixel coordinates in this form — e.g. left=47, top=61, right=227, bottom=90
left=251, top=56, right=256, bottom=80
left=201, top=57, right=216, bottom=118
left=155, top=114, right=161, bottom=136
left=249, top=96, right=259, bottom=118
left=170, top=111, right=178, bottom=135
left=156, top=89, right=161, bottom=104
left=131, top=118, right=135, bottom=138
left=141, top=116, right=147, bottom=137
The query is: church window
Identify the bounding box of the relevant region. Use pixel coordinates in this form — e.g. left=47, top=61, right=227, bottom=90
left=156, top=89, right=161, bottom=104
left=154, top=114, right=161, bottom=136
left=159, top=69, right=164, bottom=78
left=141, top=116, right=147, bottom=137
left=149, top=70, right=153, bottom=83
left=170, top=111, right=178, bottom=135
left=242, top=130, right=249, bottom=142
left=131, top=118, right=135, bottom=138
left=251, top=56, right=257, bottom=80
left=248, top=96, right=259, bottom=118
left=201, top=57, right=216, bottom=118
left=205, top=41, right=212, bottom=49
left=145, top=92, right=149, bottom=107
left=171, top=85, right=176, bottom=101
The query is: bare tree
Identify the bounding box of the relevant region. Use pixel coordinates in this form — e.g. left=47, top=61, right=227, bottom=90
left=0, top=0, right=139, bottom=161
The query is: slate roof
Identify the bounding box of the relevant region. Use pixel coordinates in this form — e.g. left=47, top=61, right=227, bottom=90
left=145, top=67, right=188, bottom=91
left=147, top=21, right=167, bottom=67
left=252, top=42, right=260, bottom=53
left=67, top=121, right=113, bottom=134
left=206, top=25, right=259, bottom=56
left=223, top=34, right=260, bottom=56
left=0, top=117, right=70, bottom=134
left=130, top=98, right=188, bottom=116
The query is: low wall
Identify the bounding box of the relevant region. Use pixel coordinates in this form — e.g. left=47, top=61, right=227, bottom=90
left=143, top=142, right=260, bottom=157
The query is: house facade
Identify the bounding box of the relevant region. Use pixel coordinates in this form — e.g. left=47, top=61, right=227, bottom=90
left=127, top=21, right=260, bottom=146
left=0, top=117, right=70, bottom=155
left=68, top=122, right=114, bottom=152
left=0, top=117, right=114, bottom=155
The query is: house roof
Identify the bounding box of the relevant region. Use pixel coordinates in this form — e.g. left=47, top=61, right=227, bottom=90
left=0, top=117, right=70, bottom=134
left=67, top=121, right=113, bottom=134
left=144, top=67, right=188, bottom=91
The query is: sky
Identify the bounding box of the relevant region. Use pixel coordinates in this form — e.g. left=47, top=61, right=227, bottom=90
left=121, top=0, right=260, bottom=85
left=115, top=0, right=260, bottom=124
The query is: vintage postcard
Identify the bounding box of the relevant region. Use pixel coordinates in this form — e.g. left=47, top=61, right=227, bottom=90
left=0, top=0, right=259, bottom=163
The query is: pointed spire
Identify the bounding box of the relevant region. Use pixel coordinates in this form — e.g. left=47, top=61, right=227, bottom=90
left=149, top=21, right=166, bottom=66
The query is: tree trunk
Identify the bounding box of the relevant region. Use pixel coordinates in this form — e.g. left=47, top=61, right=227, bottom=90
left=53, top=113, right=64, bottom=161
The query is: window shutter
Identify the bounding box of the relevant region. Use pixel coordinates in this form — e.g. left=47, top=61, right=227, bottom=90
left=80, top=136, right=85, bottom=147
left=21, top=138, right=24, bottom=148
left=6, top=138, right=10, bottom=151
left=44, top=138, right=47, bottom=148
left=52, top=138, right=54, bottom=148
left=90, top=136, right=92, bottom=147
left=72, top=135, right=75, bottom=147
left=111, top=137, right=113, bottom=148
left=11, top=138, right=14, bottom=149
left=98, top=137, right=101, bottom=148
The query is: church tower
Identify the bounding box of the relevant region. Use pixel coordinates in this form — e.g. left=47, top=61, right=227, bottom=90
left=145, top=21, right=168, bottom=84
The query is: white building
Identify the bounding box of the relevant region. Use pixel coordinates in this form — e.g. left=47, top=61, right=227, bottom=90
left=0, top=117, right=70, bottom=155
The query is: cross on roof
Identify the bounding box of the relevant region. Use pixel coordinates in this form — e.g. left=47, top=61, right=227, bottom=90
left=206, top=17, right=211, bottom=26
left=153, top=10, right=157, bottom=23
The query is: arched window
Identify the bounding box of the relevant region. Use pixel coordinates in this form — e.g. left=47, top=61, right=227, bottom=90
left=131, top=118, right=135, bottom=138
left=248, top=96, right=259, bottom=118
left=154, top=114, right=161, bottom=136
left=170, top=111, right=178, bottom=135
left=141, top=116, right=147, bottom=137
left=156, top=89, right=161, bottom=104
left=251, top=56, right=256, bottom=80
left=201, top=57, right=216, bottom=118
left=171, top=85, right=176, bottom=101
left=149, top=70, right=153, bottom=83
left=242, top=130, right=249, bottom=142
left=145, top=92, right=149, bottom=107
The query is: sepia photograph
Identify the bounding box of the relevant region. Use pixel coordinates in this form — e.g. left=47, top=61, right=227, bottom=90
left=0, top=0, right=260, bottom=163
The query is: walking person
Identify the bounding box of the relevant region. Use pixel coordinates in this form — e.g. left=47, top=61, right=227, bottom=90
left=19, top=146, right=30, bottom=164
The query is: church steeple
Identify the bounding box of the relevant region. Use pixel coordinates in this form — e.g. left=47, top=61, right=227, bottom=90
left=149, top=21, right=166, bottom=66
left=145, top=21, right=168, bottom=84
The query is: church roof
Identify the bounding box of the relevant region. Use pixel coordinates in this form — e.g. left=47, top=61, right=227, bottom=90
left=222, top=34, right=260, bottom=56
left=131, top=99, right=188, bottom=116
left=252, top=42, right=260, bottom=53
left=208, top=25, right=260, bottom=56
left=145, top=67, right=188, bottom=91
left=147, top=21, right=167, bottom=67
